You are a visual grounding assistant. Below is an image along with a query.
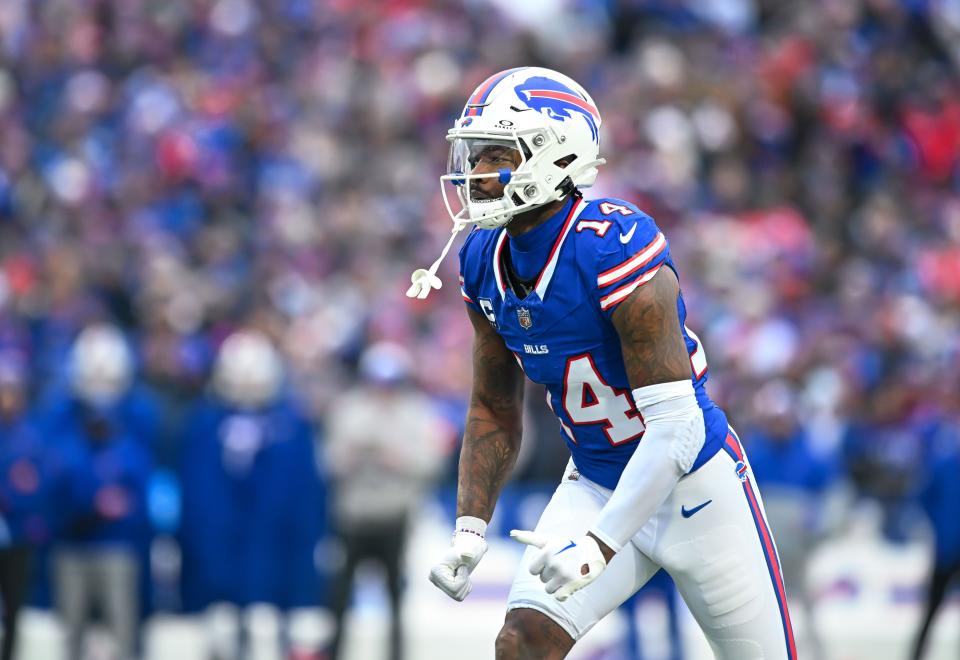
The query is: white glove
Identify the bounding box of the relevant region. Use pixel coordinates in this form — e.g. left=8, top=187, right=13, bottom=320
left=429, top=516, right=488, bottom=601
left=510, top=530, right=607, bottom=602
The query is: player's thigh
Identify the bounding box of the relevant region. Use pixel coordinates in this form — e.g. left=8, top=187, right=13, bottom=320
left=653, top=436, right=797, bottom=660
left=507, top=466, right=660, bottom=642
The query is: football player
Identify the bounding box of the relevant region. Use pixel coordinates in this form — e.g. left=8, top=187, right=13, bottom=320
left=408, top=68, right=797, bottom=659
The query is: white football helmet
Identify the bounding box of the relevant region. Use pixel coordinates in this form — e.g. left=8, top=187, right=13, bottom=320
left=212, top=330, right=283, bottom=410
left=407, top=67, right=605, bottom=299
left=69, top=324, right=134, bottom=407
left=442, top=66, right=605, bottom=229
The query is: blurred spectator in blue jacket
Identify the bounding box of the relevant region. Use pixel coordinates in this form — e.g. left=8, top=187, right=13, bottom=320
left=745, top=379, right=841, bottom=658
left=843, top=375, right=928, bottom=543
left=51, top=328, right=153, bottom=660
left=0, top=351, right=56, bottom=660
left=38, top=324, right=162, bottom=454
left=911, top=417, right=960, bottom=660
left=324, top=342, right=448, bottom=660
left=748, top=381, right=839, bottom=492
left=179, top=329, right=324, bottom=659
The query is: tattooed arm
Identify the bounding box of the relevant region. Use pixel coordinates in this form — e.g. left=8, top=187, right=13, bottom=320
left=610, top=266, right=690, bottom=389
left=587, top=266, right=702, bottom=561
left=457, top=307, right=525, bottom=521
left=428, top=308, right=524, bottom=601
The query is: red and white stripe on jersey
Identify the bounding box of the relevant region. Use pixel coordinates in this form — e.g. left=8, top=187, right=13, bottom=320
left=490, top=198, right=587, bottom=301
left=493, top=230, right=509, bottom=298
left=596, top=232, right=666, bottom=288
left=459, top=274, right=473, bottom=303
left=599, top=265, right=662, bottom=311
left=533, top=198, right=587, bottom=299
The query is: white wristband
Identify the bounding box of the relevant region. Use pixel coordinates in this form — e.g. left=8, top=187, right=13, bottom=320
left=455, top=516, right=487, bottom=539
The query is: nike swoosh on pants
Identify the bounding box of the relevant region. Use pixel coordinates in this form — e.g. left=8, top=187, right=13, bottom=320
left=681, top=500, right=713, bottom=518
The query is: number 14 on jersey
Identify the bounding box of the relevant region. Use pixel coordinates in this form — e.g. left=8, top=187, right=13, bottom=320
left=549, top=327, right=708, bottom=446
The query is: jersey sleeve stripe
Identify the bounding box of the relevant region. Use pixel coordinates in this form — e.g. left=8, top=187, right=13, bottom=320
left=599, top=264, right=662, bottom=311
left=458, top=275, right=474, bottom=302
left=596, top=232, right=666, bottom=287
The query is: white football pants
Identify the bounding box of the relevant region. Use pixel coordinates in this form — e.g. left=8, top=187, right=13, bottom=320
left=507, top=429, right=797, bottom=659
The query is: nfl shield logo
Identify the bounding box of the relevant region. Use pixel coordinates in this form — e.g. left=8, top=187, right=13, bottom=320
left=517, top=307, right=533, bottom=330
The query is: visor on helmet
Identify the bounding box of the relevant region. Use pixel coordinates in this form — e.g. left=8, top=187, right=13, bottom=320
left=441, top=134, right=536, bottom=230
left=448, top=138, right=521, bottom=185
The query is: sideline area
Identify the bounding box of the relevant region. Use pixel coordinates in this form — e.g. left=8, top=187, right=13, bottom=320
left=10, top=504, right=960, bottom=660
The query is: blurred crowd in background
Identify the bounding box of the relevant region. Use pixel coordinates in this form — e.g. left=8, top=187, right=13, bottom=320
left=0, top=0, right=958, bottom=658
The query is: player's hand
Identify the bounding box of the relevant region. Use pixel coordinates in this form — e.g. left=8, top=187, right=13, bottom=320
left=429, top=516, right=488, bottom=601
left=510, top=530, right=607, bottom=602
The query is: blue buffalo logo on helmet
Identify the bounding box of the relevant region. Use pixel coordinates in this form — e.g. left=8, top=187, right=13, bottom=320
left=514, top=76, right=600, bottom=143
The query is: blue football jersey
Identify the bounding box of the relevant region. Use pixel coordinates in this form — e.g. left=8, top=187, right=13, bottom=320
left=459, top=195, right=726, bottom=490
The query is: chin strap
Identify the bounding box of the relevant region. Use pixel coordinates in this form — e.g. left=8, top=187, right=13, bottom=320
left=406, top=221, right=470, bottom=299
